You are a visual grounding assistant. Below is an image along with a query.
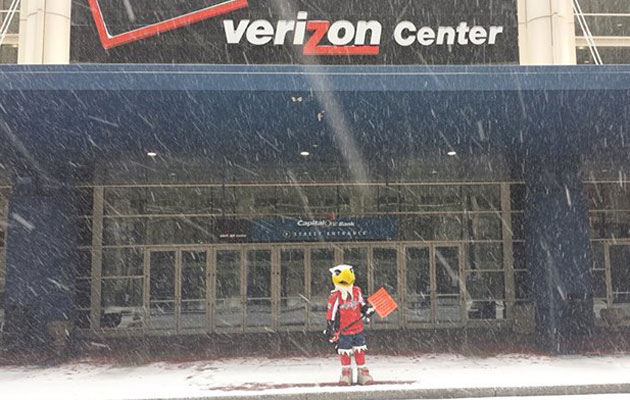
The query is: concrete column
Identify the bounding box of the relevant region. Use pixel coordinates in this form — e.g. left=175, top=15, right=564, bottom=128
left=17, top=0, right=72, bottom=64
left=518, top=0, right=576, bottom=65
left=4, top=178, right=78, bottom=349
left=524, top=149, right=593, bottom=354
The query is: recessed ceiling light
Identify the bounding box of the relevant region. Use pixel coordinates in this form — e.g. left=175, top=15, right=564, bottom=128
left=618, top=23, right=624, bottom=27
left=578, top=46, right=585, bottom=50
left=447, top=150, right=457, bottom=156
left=147, top=152, right=157, bottom=157
left=300, top=151, right=310, bottom=156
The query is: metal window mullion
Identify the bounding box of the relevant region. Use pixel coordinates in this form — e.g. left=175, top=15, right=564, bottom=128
left=90, top=186, right=104, bottom=330
left=501, top=183, right=515, bottom=320
left=240, top=247, right=246, bottom=333
left=459, top=244, right=467, bottom=325
left=208, top=247, right=215, bottom=333
left=367, top=245, right=374, bottom=295
left=175, top=249, right=182, bottom=333
left=367, top=245, right=374, bottom=329
left=143, top=247, right=150, bottom=332
left=604, top=242, right=613, bottom=306
left=304, top=248, right=311, bottom=330
left=271, top=246, right=280, bottom=331
left=0, top=188, right=8, bottom=294
left=397, top=244, right=404, bottom=328
left=429, top=245, right=437, bottom=325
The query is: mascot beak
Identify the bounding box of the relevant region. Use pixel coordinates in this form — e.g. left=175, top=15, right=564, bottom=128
left=332, top=267, right=355, bottom=287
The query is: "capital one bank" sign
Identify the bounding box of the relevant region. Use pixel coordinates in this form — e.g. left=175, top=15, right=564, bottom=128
left=73, top=0, right=519, bottom=65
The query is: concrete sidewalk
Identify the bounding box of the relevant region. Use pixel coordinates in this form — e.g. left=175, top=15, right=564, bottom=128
left=175, top=383, right=630, bottom=400
left=3, top=354, right=630, bottom=399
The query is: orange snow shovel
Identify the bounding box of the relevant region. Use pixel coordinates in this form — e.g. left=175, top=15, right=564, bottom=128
left=367, top=287, right=398, bottom=318
left=330, top=287, right=398, bottom=344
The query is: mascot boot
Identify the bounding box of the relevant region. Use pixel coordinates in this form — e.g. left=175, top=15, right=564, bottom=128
left=357, top=367, right=374, bottom=385
left=339, top=367, right=352, bottom=386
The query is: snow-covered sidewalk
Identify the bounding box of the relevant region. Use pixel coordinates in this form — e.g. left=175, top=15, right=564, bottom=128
left=2, top=354, right=630, bottom=400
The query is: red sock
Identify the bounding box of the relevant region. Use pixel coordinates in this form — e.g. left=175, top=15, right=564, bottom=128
left=354, top=350, right=366, bottom=366
left=340, top=354, right=351, bottom=366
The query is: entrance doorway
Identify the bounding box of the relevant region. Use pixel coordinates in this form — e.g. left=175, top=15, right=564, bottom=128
left=404, top=244, right=464, bottom=326
left=146, top=248, right=208, bottom=332
left=143, top=242, right=466, bottom=333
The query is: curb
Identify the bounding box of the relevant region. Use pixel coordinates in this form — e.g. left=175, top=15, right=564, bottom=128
left=145, top=383, right=630, bottom=400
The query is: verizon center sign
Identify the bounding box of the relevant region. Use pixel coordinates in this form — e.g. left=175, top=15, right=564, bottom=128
left=73, top=0, right=519, bottom=64
left=224, top=12, right=505, bottom=56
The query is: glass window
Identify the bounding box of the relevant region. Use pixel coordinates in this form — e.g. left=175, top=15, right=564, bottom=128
left=246, top=250, right=272, bottom=328
left=589, top=211, right=630, bottom=239
left=0, top=42, right=16, bottom=62
left=104, top=188, right=145, bottom=216
left=103, top=218, right=146, bottom=245
left=373, top=248, right=397, bottom=295
left=579, top=0, right=630, bottom=13
left=468, top=243, right=503, bottom=270
left=280, top=249, right=305, bottom=298
left=406, top=247, right=430, bottom=297
left=466, top=271, right=505, bottom=299
left=463, top=185, right=501, bottom=211
left=215, top=250, right=242, bottom=329
left=399, top=185, right=463, bottom=212
left=467, top=213, right=502, bottom=240
left=592, top=242, right=605, bottom=270
left=373, top=247, right=399, bottom=327
left=310, top=248, right=335, bottom=299
left=101, top=278, right=143, bottom=308
left=592, top=269, right=607, bottom=298
left=576, top=15, right=630, bottom=37
left=309, top=248, right=335, bottom=327
left=610, top=245, right=630, bottom=296
left=181, top=250, right=207, bottom=329
left=149, top=251, right=176, bottom=301
left=435, top=247, right=460, bottom=295
left=216, top=250, right=241, bottom=299
left=344, top=247, right=368, bottom=292
left=280, top=249, right=306, bottom=326
left=585, top=183, right=630, bottom=210
left=0, top=1, right=19, bottom=35
left=103, top=248, right=144, bottom=277
left=181, top=251, right=206, bottom=300
left=404, top=247, right=431, bottom=324
left=400, top=215, right=463, bottom=241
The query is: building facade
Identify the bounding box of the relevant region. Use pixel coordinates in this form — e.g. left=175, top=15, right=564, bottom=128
left=1, top=0, right=630, bottom=353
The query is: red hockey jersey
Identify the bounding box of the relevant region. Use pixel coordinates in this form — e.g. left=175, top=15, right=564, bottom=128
left=326, top=286, right=366, bottom=336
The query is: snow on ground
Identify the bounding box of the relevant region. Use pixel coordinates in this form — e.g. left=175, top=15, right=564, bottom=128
left=2, top=354, right=630, bottom=400
left=431, top=397, right=630, bottom=400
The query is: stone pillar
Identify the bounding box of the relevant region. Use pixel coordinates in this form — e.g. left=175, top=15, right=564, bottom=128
left=18, top=0, right=72, bottom=64
left=524, top=150, right=594, bottom=353
left=518, top=0, right=577, bottom=65
left=4, top=178, right=78, bottom=351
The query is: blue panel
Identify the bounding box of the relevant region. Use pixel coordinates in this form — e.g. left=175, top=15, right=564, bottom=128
left=1, top=64, right=630, bottom=92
